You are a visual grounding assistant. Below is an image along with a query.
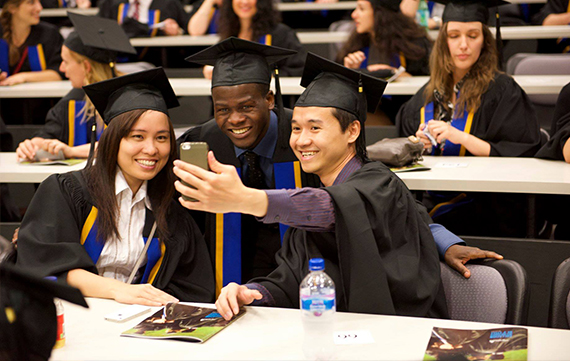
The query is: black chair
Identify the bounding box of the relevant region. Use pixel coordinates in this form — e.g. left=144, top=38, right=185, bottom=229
left=548, top=257, right=570, bottom=329
left=440, top=259, right=529, bottom=325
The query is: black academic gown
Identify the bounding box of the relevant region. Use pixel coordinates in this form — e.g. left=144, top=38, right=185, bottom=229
left=251, top=161, right=448, bottom=318
left=34, top=88, right=98, bottom=146
left=532, top=0, right=570, bottom=53
left=177, top=108, right=320, bottom=291
left=396, top=73, right=542, bottom=157
left=396, top=73, right=542, bottom=237
left=265, top=23, right=305, bottom=77
left=0, top=22, right=63, bottom=125
left=15, top=171, right=215, bottom=302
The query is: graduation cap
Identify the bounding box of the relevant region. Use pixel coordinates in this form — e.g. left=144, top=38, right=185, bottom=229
left=296, top=53, right=387, bottom=124
left=366, top=0, right=401, bottom=12
left=65, top=12, right=136, bottom=71
left=186, top=37, right=297, bottom=149
left=434, top=0, right=509, bottom=66
left=0, top=263, right=88, bottom=360
left=83, top=67, right=179, bottom=125
left=185, top=37, right=296, bottom=88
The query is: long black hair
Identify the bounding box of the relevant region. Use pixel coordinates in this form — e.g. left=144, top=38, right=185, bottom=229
left=218, top=0, right=280, bottom=41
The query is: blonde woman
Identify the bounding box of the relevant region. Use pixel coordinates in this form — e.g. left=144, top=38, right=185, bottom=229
left=16, top=14, right=135, bottom=161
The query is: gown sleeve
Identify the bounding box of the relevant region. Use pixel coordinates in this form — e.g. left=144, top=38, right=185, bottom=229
left=479, top=75, right=541, bottom=157
left=42, top=23, right=64, bottom=75
left=532, top=0, right=568, bottom=24
left=15, top=173, right=97, bottom=281
left=536, top=83, right=570, bottom=160
left=158, top=202, right=215, bottom=302
left=395, top=86, right=428, bottom=137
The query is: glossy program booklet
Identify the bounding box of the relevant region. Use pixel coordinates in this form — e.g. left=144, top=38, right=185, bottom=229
left=121, top=302, right=245, bottom=343
left=424, top=327, right=528, bottom=360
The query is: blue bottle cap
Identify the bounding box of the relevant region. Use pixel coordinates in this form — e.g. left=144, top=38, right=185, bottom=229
left=309, top=258, right=324, bottom=271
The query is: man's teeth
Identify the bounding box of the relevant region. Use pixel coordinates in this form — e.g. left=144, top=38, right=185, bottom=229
left=302, top=151, right=317, bottom=157
left=137, top=160, right=157, bottom=166
left=231, top=127, right=251, bottom=135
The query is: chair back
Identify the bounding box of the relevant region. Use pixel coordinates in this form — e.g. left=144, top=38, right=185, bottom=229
left=506, top=53, right=570, bottom=106
left=440, top=259, right=529, bottom=325
left=548, top=257, right=570, bottom=329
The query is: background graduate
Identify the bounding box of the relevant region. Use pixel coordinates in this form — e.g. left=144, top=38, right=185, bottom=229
left=0, top=0, right=63, bottom=125
left=174, top=53, right=449, bottom=320
left=16, top=68, right=215, bottom=305
left=16, top=13, right=136, bottom=161
left=395, top=0, right=542, bottom=237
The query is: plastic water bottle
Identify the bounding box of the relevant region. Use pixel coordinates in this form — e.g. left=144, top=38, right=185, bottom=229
left=300, top=258, right=335, bottom=360
left=416, top=0, right=430, bottom=28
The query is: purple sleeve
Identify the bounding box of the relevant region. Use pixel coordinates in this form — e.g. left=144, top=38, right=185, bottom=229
left=259, top=188, right=335, bottom=232
left=244, top=283, right=275, bottom=306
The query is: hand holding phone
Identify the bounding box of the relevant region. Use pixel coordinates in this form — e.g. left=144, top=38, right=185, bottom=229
left=179, top=142, right=209, bottom=202
left=423, top=125, right=438, bottom=147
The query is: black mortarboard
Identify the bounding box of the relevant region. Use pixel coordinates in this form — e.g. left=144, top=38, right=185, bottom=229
left=184, top=37, right=296, bottom=88
left=65, top=12, right=136, bottom=65
left=83, top=67, right=179, bottom=125
left=296, top=53, right=387, bottom=123
left=434, top=0, right=508, bottom=24
left=367, top=0, right=401, bottom=12
left=0, top=264, right=88, bottom=360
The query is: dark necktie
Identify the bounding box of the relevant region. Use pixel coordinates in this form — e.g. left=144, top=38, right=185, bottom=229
left=243, top=151, right=266, bottom=189
left=132, top=0, right=140, bottom=21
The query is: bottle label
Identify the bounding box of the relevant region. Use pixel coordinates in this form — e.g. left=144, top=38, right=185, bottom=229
left=301, top=296, right=335, bottom=317
left=54, top=313, right=65, bottom=349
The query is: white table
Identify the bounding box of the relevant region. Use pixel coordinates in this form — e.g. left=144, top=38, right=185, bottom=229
left=50, top=297, right=570, bottom=360
left=1, top=75, right=568, bottom=98
left=397, top=156, right=570, bottom=195
left=0, top=153, right=86, bottom=183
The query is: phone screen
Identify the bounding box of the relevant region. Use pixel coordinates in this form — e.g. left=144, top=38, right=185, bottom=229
left=179, top=142, right=209, bottom=202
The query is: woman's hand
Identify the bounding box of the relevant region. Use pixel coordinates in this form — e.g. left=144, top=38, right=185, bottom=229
left=16, top=139, right=40, bottom=161
left=415, top=123, right=432, bottom=150
left=202, top=65, right=214, bottom=80
left=162, top=18, right=182, bottom=36
left=41, top=139, right=74, bottom=159
left=0, top=73, right=27, bottom=86
left=215, top=283, right=262, bottom=320
left=343, top=51, right=366, bottom=69
left=112, top=283, right=179, bottom=307
left=427, top=120, right=467, bottom=145
left=367, top=63, right=396, bottom=72
left=76, top=0, right=91, bottom=8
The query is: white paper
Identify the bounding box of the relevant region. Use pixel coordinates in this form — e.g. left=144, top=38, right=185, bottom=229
left=333, top=330, right=375, bottom=345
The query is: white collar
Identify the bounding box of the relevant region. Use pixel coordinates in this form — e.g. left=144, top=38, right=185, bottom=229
left=115, top=168, right=152, bottom=210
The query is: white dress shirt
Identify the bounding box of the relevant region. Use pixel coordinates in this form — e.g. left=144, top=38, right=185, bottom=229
left=96, top=169, right=151, bottom=283
left=128, top=0, right=153, bottom=24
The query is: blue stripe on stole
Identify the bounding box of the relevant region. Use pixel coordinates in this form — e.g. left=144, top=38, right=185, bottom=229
left=427, top=1, right=434, bottom=13
left=0, top=39, right=10, bottom=76
left=222, top=212, right=242, bottom=285
left=206, top=9, right=219, bottom=34
left=27, top=45, right=46, bottom=72
left=390, top=53, right=402, bottom=68
left=360, top=47, right=370, bottom=69
left=72, top=100, right=88, bottom=146
left=83, top=220, right=105, bottom=264
left=422, top=101, right=470, bottom=156
left=140, top=236, right=161, bottom=284
left=273, top=162, right=297, bottom=241
left=147, top=10, right=159, bottom=37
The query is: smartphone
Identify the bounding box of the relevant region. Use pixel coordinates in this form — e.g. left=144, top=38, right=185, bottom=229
left=423, top=126, right=438, bottom=147
left=179, top=142, right=209, bottom=202
left=104, top=305, right=150, bottom=323
left=33, top=149, right=65, bottom=162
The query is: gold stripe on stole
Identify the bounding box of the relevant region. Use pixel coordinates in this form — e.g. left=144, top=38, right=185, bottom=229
left=420, top=106, right=425, bottom=126
left=458, top=111, right=474, bottom=156
left=215, top=213, right=224, bottom=296
left=80, top=207, right=98, bottom=245
left=36, top=44, right=47, bottom=70
left=67, top=100, right=75, bottom=146
left=399, top=53, right=406, bottom=69
left=150, top=10, right=161, bottom=37
left=147, top=240, right=166, bottom=284
left=117, top=3, right=125, bottom=23
left=265, top=34, right=272, bottom=46
left=293, top=161, right=302, bottom=188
